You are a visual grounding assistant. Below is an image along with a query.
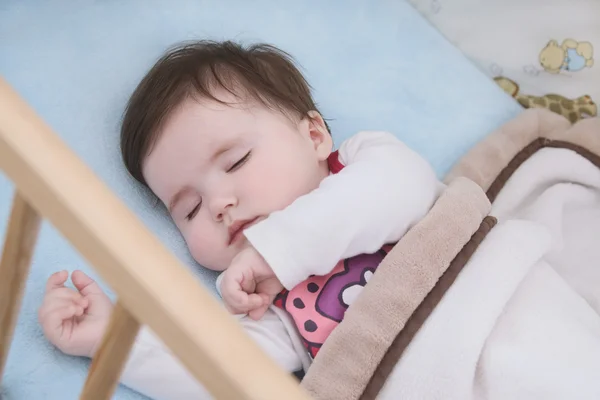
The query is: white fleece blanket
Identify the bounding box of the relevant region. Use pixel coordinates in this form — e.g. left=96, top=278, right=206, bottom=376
left=378, top=147, right=600, bottom=399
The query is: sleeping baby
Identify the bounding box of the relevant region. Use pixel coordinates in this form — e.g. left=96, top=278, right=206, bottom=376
left=37, top=40, right=442, bottom=399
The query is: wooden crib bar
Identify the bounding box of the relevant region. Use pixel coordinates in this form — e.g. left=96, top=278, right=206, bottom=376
left=0, top=192, right=40, bottom=378
left=0, top=77, right=309, bottom=399
left=81, top=301, right=140, bottom=399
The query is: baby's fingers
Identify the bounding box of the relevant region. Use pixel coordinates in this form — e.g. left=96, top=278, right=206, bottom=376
left=224, top=291, right=264, bottom=315
left=248, top=303, right=270, bottom=321
left=244, top=293, right=264, bottom=311
left=45, top=270, right=68, bottom=292
left=247, top=293, right=271, bottom=321
left=39, top=298, right=84, bottom=318
left=40, top=304, right=84, bottom=335
left=45, top=288, right=88, bottom=308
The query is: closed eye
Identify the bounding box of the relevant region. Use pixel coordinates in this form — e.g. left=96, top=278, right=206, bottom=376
left=186, top=201, right=202, bottom=221
left=227, top=151, right=251, bottom=173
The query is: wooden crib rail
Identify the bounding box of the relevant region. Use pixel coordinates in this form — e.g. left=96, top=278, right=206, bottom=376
left=0, top=77, right=309, bottom=399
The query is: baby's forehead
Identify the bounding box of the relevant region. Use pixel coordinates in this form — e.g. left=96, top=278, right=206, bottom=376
left=169, top=93, right=287, bottom=136
left=163, top=97, right=250, bottom=136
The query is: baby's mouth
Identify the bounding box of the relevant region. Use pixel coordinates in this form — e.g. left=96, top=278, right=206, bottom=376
left=227, top=217, right=260, bottom=245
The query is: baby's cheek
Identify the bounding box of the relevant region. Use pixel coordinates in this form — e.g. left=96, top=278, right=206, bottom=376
left=185, top=227, right=229, bottom=272
left=255, top=167, right=319, bottom=213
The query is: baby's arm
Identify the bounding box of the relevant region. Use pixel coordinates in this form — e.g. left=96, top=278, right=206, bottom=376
left=245, top=130, right=443, bottom=289
left=39, top=270, right=303, bottom=400
left=119, top=308, right=304, bottom=400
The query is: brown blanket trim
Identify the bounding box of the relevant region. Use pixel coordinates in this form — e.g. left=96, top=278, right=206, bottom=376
left=361, top=215, right=497, bottom=400
left=301, top=178, right=491, bottom=400
left=487, top=138, right=600, bottom=202
left=444, top=109, right=569, bottom=190
left=444, top=109, right=600, bottom=193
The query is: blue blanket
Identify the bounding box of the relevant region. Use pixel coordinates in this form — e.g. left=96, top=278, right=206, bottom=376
left=0, top=0, right=521, bottom=398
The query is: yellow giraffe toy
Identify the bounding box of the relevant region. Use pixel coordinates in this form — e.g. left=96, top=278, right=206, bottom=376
left=494, top=76, right=597, bottom=123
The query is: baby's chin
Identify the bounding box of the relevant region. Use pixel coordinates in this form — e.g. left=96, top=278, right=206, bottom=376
left=192, top=248, right=235, bottom=273
left=202, top=239, right=249, bottom=272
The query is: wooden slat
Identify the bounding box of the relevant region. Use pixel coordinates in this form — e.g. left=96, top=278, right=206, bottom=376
left=80, top=301, right=140, bottom=399
left=0, top=192, right=41, bottom=379
left=0, top=78, right=309, bottom=399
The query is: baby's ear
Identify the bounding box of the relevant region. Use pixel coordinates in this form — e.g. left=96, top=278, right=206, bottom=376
left=306, top=111, right=333, bottom=160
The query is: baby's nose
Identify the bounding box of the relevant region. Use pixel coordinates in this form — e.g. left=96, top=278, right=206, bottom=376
left=209, top=195, right=236, bottom=222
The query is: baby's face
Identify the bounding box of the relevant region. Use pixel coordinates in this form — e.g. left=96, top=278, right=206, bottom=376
left=143, top=91, right=332, bottom=271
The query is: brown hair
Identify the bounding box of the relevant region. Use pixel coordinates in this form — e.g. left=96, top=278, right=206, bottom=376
left=120, top=40, right=328, bottom=186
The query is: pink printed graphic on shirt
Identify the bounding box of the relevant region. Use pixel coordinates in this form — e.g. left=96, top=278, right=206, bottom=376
left=316, top=251, right=386, bottom=322
left=274, top=249, right=389, bottom=358
left=275, top=261, right=345, bottom=357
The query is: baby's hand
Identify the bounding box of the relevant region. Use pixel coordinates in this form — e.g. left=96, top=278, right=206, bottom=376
left=220, top=246, right=283, bottom=321
left=38, top=270, right=113, bottom=358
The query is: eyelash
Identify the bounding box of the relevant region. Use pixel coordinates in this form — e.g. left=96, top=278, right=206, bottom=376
left=227, top=151, right=251, bottom=173
left=186, top=201, right=202, bottom=221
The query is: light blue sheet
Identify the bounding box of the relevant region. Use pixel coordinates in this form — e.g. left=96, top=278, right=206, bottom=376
left=0, top=1, right=521, bottom=398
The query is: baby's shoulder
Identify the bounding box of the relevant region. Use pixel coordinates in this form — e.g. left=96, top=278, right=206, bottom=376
left=337, top=130, right=408, bottom=159
left=340, top=130, right=401, bottom=145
